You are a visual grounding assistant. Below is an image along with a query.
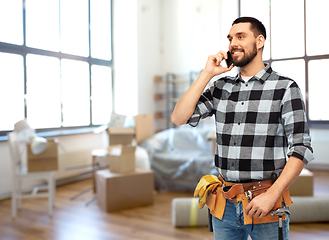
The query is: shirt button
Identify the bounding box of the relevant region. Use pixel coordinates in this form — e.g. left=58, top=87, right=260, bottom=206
left=241, top=102, right=244, bottom=105
left=238, top=122, right=241, bottom=125
left=246, top=84, right=248, bottom=87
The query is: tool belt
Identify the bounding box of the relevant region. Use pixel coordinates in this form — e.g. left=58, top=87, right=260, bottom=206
left=194, top=175, right=293, bottom=225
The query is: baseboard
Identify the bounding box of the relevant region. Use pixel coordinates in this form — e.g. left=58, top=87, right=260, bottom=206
left=0, top=192, right=11, bottom=201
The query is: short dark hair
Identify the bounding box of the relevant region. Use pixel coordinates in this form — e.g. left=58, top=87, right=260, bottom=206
left=232, top=17, right=266, bottom=40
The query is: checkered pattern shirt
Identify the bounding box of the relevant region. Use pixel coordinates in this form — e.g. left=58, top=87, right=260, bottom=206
left=188, top=64, right=314, bottom=182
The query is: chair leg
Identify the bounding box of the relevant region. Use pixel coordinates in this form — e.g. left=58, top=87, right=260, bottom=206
left=11, top=179, right=17, bottom=219
left=17, top=178, right=22, bottom=209
left=48, top=173, right=55, bottom=217
left=53, top=173, right=56, bottom=207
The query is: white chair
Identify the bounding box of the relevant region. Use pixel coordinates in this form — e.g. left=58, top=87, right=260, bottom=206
left=7, top=132, right=56, bottom=218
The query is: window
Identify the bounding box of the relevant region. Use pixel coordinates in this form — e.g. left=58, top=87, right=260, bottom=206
left=0, top=0, right=113, bottom=136
left=240, top=0, right=329, bottom=125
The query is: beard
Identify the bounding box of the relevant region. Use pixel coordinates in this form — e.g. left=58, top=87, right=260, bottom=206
left=232, top=43, right=258, bottom=67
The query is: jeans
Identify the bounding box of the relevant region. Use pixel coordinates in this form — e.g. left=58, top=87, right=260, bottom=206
left=212, top=200, right=290, bottom=240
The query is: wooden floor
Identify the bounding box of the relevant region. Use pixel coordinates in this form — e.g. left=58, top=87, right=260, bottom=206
left=0, top=169, right=328, bottom=240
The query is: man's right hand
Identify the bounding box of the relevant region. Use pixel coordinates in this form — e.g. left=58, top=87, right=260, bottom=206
left=171, top=50, right=233, bottom=126
left=204, top=50, right=234, bottom=77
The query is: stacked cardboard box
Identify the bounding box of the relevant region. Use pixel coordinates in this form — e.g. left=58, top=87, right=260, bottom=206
left=107, top=127, right=136, bottom=173
left=95, top=114, right=155, bottom=212
left=107, top=126, right=135, bottom=145
left=105, top=114, right=154, bottom=174
left=107, top=144, right=136, bottom=173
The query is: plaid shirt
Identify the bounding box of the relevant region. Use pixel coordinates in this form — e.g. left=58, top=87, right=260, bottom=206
left=188, top=64, right=314, bottom=182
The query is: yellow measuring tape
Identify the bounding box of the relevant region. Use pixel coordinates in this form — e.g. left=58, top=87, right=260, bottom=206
left=190, top=198, right=199, bottom=227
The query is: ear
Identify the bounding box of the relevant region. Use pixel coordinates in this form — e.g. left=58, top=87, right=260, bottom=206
left=256, top=35, right=265, bottom=50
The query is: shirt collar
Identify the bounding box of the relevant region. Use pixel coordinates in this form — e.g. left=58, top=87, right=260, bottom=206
left=234, top=63, right=272, bottom=84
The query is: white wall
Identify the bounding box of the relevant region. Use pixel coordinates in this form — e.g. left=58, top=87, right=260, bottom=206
left=137, top=0, right=161, bottom=114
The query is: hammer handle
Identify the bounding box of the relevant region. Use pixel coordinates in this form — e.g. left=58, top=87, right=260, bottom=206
left=278, top=217, right=283, bottom=240
left=279, top=228, right=283, bottom=240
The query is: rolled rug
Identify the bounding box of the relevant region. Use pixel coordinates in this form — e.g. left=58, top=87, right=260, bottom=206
left=289, top=196, right=329, bottom=223
left=172, top=197, right=208, bottom=227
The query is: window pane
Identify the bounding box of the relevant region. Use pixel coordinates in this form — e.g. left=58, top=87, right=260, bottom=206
left=90, top=0, right=112, bottom=60
left=306, top=0, right=329, bottom=56
left=61, top=59, right=90, bottom=127
left=91, top=65, right=112, bottom=125
left=0, top=53, right=24, bottom=130
left=26, top=54, right=61, bottom=128
left=26, top=0, right=60, bottom=51
left=0, top=0, right=23, bottom=45
left=60, top=0, right=89, bottom=56
left=271, top=0, right=304, bottom=59
left=271, top=60, right=306, bottom=101
left=308, top=59, right=329, bottom=120
left=240, top=0, right=270, bottom=60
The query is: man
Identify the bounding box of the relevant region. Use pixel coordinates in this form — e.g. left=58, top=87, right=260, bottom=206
left=171, top=17, right=313, bottom=240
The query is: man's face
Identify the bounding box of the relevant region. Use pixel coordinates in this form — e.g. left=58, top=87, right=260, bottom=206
left=227, top=22, right=258, bottom=68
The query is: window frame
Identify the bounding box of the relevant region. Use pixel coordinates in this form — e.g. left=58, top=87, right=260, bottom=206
left=238, top=0, right=329, bottom=128
left=0, top=0, right=114, bottom=139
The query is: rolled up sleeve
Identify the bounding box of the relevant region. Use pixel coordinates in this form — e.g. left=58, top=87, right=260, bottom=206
left=282, top=82, right=314, bottom=164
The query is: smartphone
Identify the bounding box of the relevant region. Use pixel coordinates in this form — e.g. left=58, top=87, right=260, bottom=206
left=225, top=51, right=233, bottom=67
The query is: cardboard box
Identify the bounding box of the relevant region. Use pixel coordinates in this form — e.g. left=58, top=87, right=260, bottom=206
left=107, top=127, right=135, bottom=146
left=96, top=168, right=154, bottom=212
left=135, top=114, right=154, bottom=144
left=108, top=144, right=136, bottom=173
left=27, top=138, right=58, bottom=172
left=289, top=168, right=314, bottom=196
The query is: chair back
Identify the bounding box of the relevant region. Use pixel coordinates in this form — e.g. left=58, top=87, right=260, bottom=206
left=7, top=132, right=23, bottom=174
